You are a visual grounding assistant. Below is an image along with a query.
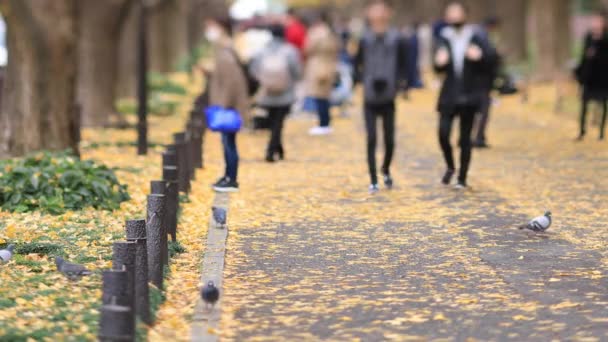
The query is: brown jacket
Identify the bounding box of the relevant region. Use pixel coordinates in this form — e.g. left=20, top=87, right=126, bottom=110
left=304, top=24, right=339, bottom=99
left=209, top=45, right=249, bottom=121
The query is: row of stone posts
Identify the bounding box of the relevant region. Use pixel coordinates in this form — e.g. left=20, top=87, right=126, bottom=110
left=98, top=110, right=206, bottom=341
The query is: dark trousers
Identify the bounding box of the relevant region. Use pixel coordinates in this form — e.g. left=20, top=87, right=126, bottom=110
left=265, top=105, right=290, bottom=156
left=221, top=132, right=239, bottom=181
left=439, top=106, right=476, bottom=184
left=364, top=101, right=395, bottom=185
left=314, top=98, right=331, bottom=127
left=579, top=98, right=607, bottom=139
left=474, top=94, right=491, bottom=143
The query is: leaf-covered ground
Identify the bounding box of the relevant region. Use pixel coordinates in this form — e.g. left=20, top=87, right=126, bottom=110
left=0, top=73, right=214, bottom=341
left=216, top=85, right=608, bottom=340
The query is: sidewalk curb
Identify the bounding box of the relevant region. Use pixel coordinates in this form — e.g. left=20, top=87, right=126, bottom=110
left=191, top=193, right=230, bottom=342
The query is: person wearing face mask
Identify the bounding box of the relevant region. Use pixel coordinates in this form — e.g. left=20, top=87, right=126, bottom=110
left=575, top=10, right=608, bottom=141
left=433, top=2, right=497, bottom=189
left=354, top=0, right=409, bottom=194
left=205, top=17, right=249, bottom=192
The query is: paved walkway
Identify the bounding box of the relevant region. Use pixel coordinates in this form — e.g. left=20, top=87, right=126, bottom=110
left=210, top=88, right=608, bottom=340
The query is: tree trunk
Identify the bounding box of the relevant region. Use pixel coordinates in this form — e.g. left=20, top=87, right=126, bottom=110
left=148, top=0, right=189, bottom=72
left=116, top=6, right=138, bottom=99
left=496, top=0, right=527, bottom=62
left=77, top=0, right=132, bottom=127
left=530, top=0, right=572, bottom=80
left=0, top=0, right=80, bottom=158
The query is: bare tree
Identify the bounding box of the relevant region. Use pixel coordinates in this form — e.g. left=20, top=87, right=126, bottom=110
left=530, top=0, right=573, bottom=79
left=0, top=0, right=80, bottom=158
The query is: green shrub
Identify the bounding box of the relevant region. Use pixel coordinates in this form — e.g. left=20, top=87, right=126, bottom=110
left=148, top=72, right=187, bottom=95
left=0, top=151, right=130, bottom=214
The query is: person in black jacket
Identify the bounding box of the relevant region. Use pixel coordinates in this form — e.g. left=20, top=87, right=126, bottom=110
left=353, top=0, right=409, bottom=194
left=433, top=2, right=497, bottom=189
left=575, top=11, right=608, bottom=141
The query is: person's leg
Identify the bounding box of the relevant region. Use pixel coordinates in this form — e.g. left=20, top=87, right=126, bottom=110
left=457, top=108, right=476, bottom=186
left=439, top=110, right=456, bottom=184
left=266, top=107, right=280, bottom=161
left=474, top=94, right=491, bottom=146
left=225, top=132, right=239, bottom=182
left=364, top=103, right=378, bottom=185
left=579, top=96, right=589, bottom=139
left=381, top=102, right=396, bottom=177
left=318, top=98, right=331, bottom=128
left=600, top=100, right=607, bottom=140
left=276, top=106, right=289, bottom=159
left=221, top=132, right=230, bottom=179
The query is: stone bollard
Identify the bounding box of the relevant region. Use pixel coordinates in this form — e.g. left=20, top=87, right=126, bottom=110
left=173, top=132, right=191, bottom=192
left=187, top=120, right=203, bottom=170
left=162, top=166, right=179, bottom=242
left=98, top=297, right=134, bottom=342
left=150, top=181, right=168, bottom=266
left=162, top=149, right=177, bottom=168
left=146, top=194, right=166, bottom=290
left=125, top=219, right=151, bottom=325
left=112, top=241, right=136, bottom=335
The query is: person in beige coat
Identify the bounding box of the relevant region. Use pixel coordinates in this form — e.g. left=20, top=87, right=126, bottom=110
left=206, top=17, right=249, bottom=192
left=304, top=13, right=339, bottom=135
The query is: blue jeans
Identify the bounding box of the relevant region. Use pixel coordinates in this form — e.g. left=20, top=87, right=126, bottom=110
left=222, top=132, right=238, bottom=181
left=314, top=98, right=331, bottom=127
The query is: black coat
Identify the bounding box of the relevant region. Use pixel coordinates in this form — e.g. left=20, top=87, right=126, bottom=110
left=575, top=32, right=608, bottom=99
left=434, top=30, right=497, bottom=112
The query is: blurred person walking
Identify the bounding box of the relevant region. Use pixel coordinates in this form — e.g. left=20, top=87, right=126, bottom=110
left=433, top=2, right=497, bottom=189
left=205, top=17, right=249, bottom=192
left=575, top=10, right=608, bottom=141
left=250, top=25, right=302, bottom=162
left=354, top=0, right=409, bottom=193
left=472, top=17, right=501, bottom=148
left=304, top=12, right=339, bottom=136
left=284, top=8, right=307, bottom=58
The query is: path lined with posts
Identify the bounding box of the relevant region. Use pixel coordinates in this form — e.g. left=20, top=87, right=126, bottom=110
left=203, top=88, right=608, bottom=340
left=98, top=109, right=205, bottom=340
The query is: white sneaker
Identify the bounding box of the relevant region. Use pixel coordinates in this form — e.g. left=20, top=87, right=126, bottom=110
left=369, top=184, right=379, bottom=194
left=308, top=126, right=333, bottom=136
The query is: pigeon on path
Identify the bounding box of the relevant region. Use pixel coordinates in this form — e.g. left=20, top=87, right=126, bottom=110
left=0, top=244, right=15, bottom=262
left=55, top=256, right=92, bottom=280
left=519, top=211, right=552, bottom=232
left=212, top=207, right=227, bottom=228
left=201, top=280, right=220, bottom=308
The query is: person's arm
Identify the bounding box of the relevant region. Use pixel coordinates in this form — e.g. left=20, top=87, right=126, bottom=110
left=397, top=34, right=410, bottom=91
left=433, top=39, right=451, bottom=73
left=209, top=50, right=231, bottom=108
left=353, top=37, right=364, bottom=85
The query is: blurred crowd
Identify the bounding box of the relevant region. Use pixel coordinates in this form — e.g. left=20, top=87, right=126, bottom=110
left=199, top=0, right=608, bottom=194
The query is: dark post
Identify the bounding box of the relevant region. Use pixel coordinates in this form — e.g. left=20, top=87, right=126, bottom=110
left=136, top=1, right=148, bottom=155
left=125, top=219, right=151, bottom=324
left=187, top=121, right=201, bottom=172
left=150, top=181, right=168, bottom=266
left=162, top=166, right=179, bottom=241
left=146, top=194, right=166, bottom=289
left=101, top=269, right=129, bottom=307
left=112, top=241, right=136, bottom=335
left=173, top=132, right=191, bottom=193
left=98, top=298, right=134, bottom=341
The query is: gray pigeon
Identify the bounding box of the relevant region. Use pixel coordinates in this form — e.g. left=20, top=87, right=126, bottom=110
left=212, top=207, right=227, bottom=228
left=519, top=211, right=552, bottom=232
left=0, top=244, right=15, bottom=262
left=55, top=256, right=92, bottom=280
left=201, top=280, right=219, bottom=308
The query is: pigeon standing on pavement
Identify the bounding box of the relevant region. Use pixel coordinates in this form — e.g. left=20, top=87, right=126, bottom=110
left=518, top=211, right=552, bottom=232
left=0, top=244, right=15, bottom=262
left=55, top=256, right=92, bottom=280
left=212, top=207, right=227, bottom=228
left=201, top=281, right=220, bottom=308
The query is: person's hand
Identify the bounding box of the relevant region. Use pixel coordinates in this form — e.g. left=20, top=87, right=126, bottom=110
left=466, top=44, right=483, bottom=61
left=586, top=47, right=597, bottom=58
left=435, top=47, right=450, bottom=66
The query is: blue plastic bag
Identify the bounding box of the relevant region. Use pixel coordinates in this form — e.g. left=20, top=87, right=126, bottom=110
left=205, top=106, right=242, bottom=133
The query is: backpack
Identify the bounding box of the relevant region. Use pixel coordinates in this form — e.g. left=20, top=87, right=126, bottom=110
left=258, top=46, right=291, bottom=95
